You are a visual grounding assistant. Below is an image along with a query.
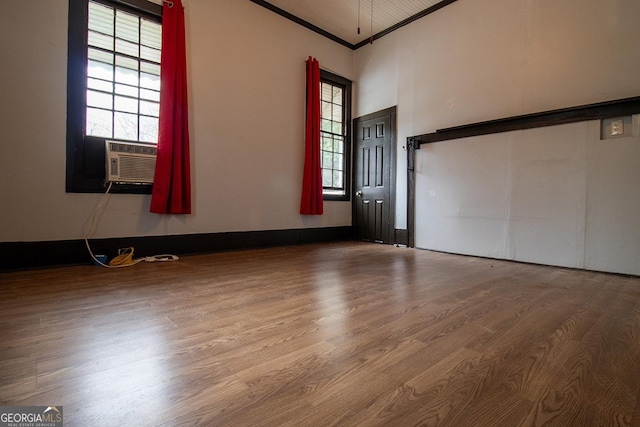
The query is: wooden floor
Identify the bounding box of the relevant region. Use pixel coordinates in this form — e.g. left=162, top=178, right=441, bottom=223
left=1, top=242, right=639, bottom=426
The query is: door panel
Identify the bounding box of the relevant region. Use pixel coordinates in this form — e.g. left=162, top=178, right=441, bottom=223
left=353, top=108, right=396, bottom=244
left=362, top=200, right=371, bottom=241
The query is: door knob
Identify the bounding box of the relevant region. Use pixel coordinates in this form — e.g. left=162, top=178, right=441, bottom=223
left=356, top=191, right=363, bottom=196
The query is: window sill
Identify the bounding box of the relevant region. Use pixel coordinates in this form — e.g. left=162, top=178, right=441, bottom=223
left=323, top=193, right=350, bottom=202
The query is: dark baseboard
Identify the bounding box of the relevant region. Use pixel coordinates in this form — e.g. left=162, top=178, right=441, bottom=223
left=0, top=227, right=353, bottom=271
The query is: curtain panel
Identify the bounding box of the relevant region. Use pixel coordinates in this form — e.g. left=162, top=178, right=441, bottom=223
left=300, top=56, right=323, bottom=215
left=150, top=0, right=192, bottom=214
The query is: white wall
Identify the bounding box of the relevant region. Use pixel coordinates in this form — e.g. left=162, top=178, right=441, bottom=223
left=0, top=0, right=353, bottom=243
left=354, top=0, right=640, bottom=275
left=416, top=120, right=640, bottom=276
left=3, top=0, right=639, bottom=275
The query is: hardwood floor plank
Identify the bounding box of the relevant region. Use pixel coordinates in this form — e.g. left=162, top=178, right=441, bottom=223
left=1, top=242, right=639, bottom=426
left=518, top=293, right=638, bottom=426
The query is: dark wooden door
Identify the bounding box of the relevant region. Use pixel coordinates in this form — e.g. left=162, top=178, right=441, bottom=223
left=353, top=108, right=396, bottom=243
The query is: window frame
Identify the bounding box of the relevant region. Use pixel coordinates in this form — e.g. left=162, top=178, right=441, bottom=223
left=66, top=0, right=162, bottom=194
left=319, top=70, right=352, bottom=202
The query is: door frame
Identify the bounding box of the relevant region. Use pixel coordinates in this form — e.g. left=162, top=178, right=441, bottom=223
left=406, top=136, right=418, bottom=248
left=352, top=106, right=397, bottom=244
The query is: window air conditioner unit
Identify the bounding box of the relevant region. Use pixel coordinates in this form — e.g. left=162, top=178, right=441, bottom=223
left=105, top=140, right=157, bottom=184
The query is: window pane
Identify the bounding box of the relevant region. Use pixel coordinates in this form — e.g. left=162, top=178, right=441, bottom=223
left=116, top=11, right=139, bottom=43
left=139, top=116, right=159, bottom=143
left=141, top=62, right=160, bottom=77
left=88, top=59, right=113, bottom=80
left=321, top=83, right=332, bottom=101
left=332, top=86, right=343, bottom=103
left=114, top=112, right=138, bottom=140
left=140, top=100, right=159, bottom=116
left=116, top=55, right=138, bottom=72
left=322, top=151, right=333, bottom=169
left=88, top=78, right=113, bottom=93
left=321, top=101, right=332, bottom=120
left=334, top=153, right=344, bottom=171
left=333, top=171, right=343, bottom=188
left=140, top=72, right=160, bottom=90
left=332, top=105, right=342, bottom=122
left=88, top=31, right=113, bottom=50
left=140, top=88, right=160, bottom=102
left=115, top=66, right=139, bottom=85
left=321, top=119, right=332, bottom=133
left=115, top=83, right=138, bottom=97
left=114, top=96, right=138, bottom=113
left=141, top=46, right=161, bottom=63
left=87, top=90, right=112, bottom=109
left=332, top=121, right=342, bottom=135
left=87, top=108, right=112, bottom=137
left=322, top=135, right=333, bottom=151
left=88, top=48, right=113, bottom=64
left=88, top=2, right=114, bottom=35
left=334, top=136, right=344, bottom=154
left=141, top=19, right=162, bottom=49
left=322, top=170, right=332, bottom=187
left=116, top=38, right=139, bottom=57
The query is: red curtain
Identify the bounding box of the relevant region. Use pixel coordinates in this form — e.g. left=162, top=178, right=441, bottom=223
left=300, top=57, right=323, bottom=215
left=150, top=0, right=191, bottom=214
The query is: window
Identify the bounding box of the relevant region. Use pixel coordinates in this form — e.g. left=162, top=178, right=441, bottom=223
left=67, top=0, right=162, bottom=193
left=87, top=1, right=161, bottom=142
left=320, top=70, right=352, bottom=201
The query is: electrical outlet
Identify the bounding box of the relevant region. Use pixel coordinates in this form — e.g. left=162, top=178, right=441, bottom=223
left=601, top=116, right=631, bottom=140
left=611, top=119, right=623, bottom=136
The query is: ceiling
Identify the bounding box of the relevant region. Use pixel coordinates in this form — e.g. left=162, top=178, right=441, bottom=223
left=252, top=0, right=456, bottom=48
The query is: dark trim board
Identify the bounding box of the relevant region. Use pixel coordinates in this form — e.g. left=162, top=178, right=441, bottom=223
left=409, top=96, right=640, bottom=146
left=114, top=0, right=163, bottom=18
left=353, top=0, right=459, bottom=49
left=405, top=95, right=640, bottom=250
left=249, top=0, right=353, bottom=49
left=249, top=0, right=458, bottom=50
left=0, top=227, right=352, bottom=271
left=406, top=137, right=418, bottom=248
